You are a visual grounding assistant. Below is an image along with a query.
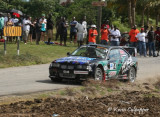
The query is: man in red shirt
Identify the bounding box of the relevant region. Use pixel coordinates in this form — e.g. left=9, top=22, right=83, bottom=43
left=129, top=25, right=139, bottom=55
left=155, top=26, right=160, bottom=56
left=88, top=25, right=98, bottom=44
left=101, top=26, right=110, bottom=45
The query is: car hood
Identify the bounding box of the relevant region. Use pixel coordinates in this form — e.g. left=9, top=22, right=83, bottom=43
left=55, top=56, right=96, bottom=64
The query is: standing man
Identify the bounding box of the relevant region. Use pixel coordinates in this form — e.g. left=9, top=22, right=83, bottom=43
left=47, top=14, right=54, bottom=45
left=23, top=16, right=32, bottom=44
left=110, top=26, right=121, bottom=46
left=35, top=18, right=41, bottom=45
left=129, top=25, right=139, bottom=54
left=88, top=25, right=98, bottom=44
left=82, top=16, right=87, bottom=44
left=136, top=28, right=147, bottom=57
left=75, top=22, right=85, bottom=47
left=0, top=12, right=4, bottom=39
left=55, top=17, right=62, bottom=41
left=148, top=26, right=156, bottom=57
left=70, top=17, right=77, bottom=43
left=60, top=17, right=68, bottom=46
left=101, top=26, right=110, bottom=45
left=155, top=26, right=160, bottom=56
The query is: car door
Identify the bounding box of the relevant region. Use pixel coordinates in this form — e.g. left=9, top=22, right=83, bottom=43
left=107, top=49, right=121, bottom=78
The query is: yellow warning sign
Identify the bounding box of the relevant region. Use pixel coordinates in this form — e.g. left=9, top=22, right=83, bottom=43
left=3, top=26, right=22, bottom=37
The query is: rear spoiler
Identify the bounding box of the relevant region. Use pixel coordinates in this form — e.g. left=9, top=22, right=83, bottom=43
left=121, top=46, right=137, bottom=57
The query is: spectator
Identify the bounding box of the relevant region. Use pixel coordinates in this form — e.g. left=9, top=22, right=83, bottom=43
left=60, top=17, right=68, bottom=46
left=75, top=22, right=85, bottom=47
left=23, top=16, right=31, bottom=44
left=101, top=26, right=110, bottom=45
left=110, top=26, right=121, bottom=46
left=35, top=18, right=41, bottom=45
left=39, top=14, right=47, bottom=42
left=47, top=14, right=54, bottom=45
left=88, top=25, right=98, bottom=44
left=11, top=15, right=19, bottom=26
left=4, top=13, right=11, bottom=26
left=155, top=27, right=160, bottom=56
left=28, top=17, right=34, bottom=43
left=70, top=17, right=77, bottom=43
left=82, top=16, right=87, bottom=44
left=129, top=25, right=139, bottom=54
left=55, top=17, right=62, bottom=41
left=136, top=28, right=147, bottom=57
left=144, top=25, right=149, bottom=55
left=0, top=12, right=4, bottom=39
left=148, top=26, right=156, bottom=57
left=101, top=20, right=110, bottom=29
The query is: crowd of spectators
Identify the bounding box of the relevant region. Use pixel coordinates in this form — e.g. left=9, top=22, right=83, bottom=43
left=0, top=12, right=160, bottom=57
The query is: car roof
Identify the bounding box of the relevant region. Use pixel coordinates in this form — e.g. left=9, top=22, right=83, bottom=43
left=81, top=44, right=124, bottom=50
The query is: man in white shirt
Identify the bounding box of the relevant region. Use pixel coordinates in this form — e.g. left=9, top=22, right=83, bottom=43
left=136, top=28, right=147, bottom=57
left=110, top=26, right=121, bottom=46
left=75, top=22, right=85, bottom=47
left=82, top=16, right=87, bottom=43
left=23, top=16, right=31, bottom=44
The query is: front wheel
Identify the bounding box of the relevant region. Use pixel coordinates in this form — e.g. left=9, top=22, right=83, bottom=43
left=94, top=67, right=103, bottom=81
left=128, top=67, right=136, bottom=83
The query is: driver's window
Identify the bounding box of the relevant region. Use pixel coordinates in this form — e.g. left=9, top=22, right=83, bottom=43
left=109, top=49, right=120, bottom=60
left=119, top=49, right=129, bottom=59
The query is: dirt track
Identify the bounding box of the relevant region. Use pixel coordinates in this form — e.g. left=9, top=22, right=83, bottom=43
left=0, top=57, right=160, bottom=116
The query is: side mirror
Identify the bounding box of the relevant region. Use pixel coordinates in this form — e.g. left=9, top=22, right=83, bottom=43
left=67, top=52, right=71, bottom=56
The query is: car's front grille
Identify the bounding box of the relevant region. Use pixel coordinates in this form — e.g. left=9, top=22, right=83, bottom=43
left=60, top=64, right=74, bottom=70
left=61, top=65, right=67, bottom=69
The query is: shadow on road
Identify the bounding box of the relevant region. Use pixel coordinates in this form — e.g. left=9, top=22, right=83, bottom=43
left=36, top=79, right=82, bottom=86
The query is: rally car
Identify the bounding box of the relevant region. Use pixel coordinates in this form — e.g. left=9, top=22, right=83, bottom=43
left=49, top=44, right=138, bottom=82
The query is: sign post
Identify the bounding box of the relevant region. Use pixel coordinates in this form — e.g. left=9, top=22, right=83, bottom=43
left=3, top=26, right=22, bottom=55
left=92, top=0, right=106, bottom=44
left=17, top=36, right=20, bottom=55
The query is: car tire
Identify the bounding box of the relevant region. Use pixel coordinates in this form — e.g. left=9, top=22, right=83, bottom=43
left=94, top=67, right=103, bottom=81
left=128, top=67, right=136, bottom=83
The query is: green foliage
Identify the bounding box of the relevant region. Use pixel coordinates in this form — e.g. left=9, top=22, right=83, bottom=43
left=112, top=19, right=130, bottom=32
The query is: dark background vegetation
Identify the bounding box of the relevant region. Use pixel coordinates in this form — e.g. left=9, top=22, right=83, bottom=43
left=0, top=0, right=160, bottom=31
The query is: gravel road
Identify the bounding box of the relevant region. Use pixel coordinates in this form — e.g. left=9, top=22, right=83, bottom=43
left=0, top=57, right=160, bottom=96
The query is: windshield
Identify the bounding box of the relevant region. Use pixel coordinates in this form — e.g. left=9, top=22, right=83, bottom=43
left=71, top=47, right=107, bottom=59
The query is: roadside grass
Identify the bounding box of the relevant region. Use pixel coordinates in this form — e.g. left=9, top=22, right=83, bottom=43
left=154, top=78, right=160, bottom=91
left=0, top=41, right=76, bottom=68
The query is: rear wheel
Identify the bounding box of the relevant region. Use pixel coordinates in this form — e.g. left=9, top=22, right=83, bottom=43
left=128, top=67, right=136, bottom=83
left=94, top=67, right=103, bottom=80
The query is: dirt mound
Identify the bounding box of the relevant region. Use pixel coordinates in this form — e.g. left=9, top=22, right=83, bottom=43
left=0, top=90, right=159, bottom=117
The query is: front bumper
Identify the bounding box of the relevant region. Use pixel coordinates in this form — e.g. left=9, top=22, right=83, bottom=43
left=49, top=68, right=92, bottom=79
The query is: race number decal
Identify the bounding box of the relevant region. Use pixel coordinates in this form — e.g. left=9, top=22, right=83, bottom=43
left=110, top=63, right=116, bottom=70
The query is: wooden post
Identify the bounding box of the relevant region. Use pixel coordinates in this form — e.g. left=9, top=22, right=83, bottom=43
left=4, top=36, right=7, bottom=55
left=17, top=36, right=20, bottom=55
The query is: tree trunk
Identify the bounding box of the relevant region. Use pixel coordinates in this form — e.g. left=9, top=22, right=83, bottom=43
left=131, top=0, right=137, bottom=26
left=156, top=14, right=159, bottom=26
left=128, top=0, right=132, bottom=27
left=147, top=8, right=149, bottom=26
left=141, top=8, right=145, bottom=27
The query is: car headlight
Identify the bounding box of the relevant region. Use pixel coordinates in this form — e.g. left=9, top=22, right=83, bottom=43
left=52, top=62, right=60, bottom=67
left=87, top=66, right=92, bottom=71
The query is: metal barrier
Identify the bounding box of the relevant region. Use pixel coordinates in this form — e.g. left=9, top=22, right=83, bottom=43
left=3, top=26, right=22, bottom=55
